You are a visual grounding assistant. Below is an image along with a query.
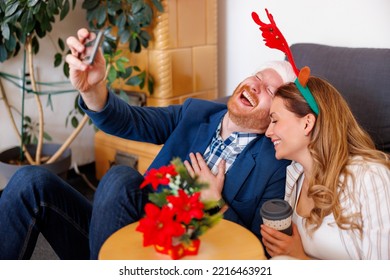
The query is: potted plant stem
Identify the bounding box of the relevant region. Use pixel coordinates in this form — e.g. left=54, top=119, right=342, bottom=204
left=0, top=0, right=164, bottom=180
left=0, top=0, right=82, bottom=181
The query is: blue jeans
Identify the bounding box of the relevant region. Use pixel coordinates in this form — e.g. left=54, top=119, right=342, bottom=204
left=0, top=165, right=150, bottom=259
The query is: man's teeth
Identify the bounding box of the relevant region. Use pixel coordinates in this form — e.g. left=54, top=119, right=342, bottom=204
left=273, top=140, right=281, bottom=146
left=243, top=92, right=256, bottom=107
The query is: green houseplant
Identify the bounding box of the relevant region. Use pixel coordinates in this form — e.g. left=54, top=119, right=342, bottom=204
left=79, top=0, right=164, bottom=101
left=0, top=0, right=164, bottom=179
left=54, top=0, right=165, bottom=151
left=0, top=0, right=79, bottom=180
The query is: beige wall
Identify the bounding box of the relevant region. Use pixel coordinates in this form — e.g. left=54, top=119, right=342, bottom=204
left=113, top=0, right=219, bottom=106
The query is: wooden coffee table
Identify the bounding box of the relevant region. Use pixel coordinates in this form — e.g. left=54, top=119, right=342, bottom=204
left=99, top=219, right=266, bottom=260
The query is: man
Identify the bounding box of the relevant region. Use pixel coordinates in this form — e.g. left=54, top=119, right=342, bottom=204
left=0, top=28, right=295, bottom=259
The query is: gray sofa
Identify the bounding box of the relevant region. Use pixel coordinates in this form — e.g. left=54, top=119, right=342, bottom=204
left=218, top=43, right=390, bottom=154
left=290, top=43, right=390, bottom=154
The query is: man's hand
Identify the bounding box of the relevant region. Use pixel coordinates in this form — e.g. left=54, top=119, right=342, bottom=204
left=65, top=28, right=108, bottom=111
left=184, top=152, right=226, bottom=201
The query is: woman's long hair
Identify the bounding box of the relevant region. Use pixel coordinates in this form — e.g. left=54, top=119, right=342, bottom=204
left=276, top=77, right=390, bottom=234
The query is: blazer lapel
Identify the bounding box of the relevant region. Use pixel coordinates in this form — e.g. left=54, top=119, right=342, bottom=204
left=184, top=110, right=226, bottom=160
left=223, top=147, right=256, bottom=202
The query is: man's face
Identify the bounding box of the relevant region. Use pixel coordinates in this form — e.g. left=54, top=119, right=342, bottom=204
left=227, top=68, right=284, bottom=133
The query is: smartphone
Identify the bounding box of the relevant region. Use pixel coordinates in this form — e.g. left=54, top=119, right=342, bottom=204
left=83, top=30, right=104, bottom=65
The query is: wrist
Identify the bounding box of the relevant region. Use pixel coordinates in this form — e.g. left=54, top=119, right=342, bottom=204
left=206, top=198, right=226, bottom=215
left=81, top=81, right=108, bottom=112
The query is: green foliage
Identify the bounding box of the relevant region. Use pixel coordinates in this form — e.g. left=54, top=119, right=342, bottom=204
left=22, top=115, right=52, bottom=145
left=0, top=0, right=77, bottom=62
left=60, top=0, right=164, bottom=129
left=170, top=157, right=209, bottom=194
left=147, top=158, right=218, bottom=213
left=82, top=0, right=163, bottom=93
left=1, top=1, right=163, bottom=131
left=145, top=158, right=223, bottom=242
left=0, top=1, right=76, bottom=155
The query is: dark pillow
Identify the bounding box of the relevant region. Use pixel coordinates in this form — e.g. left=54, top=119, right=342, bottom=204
left=291, top=43, right=390, bottom=153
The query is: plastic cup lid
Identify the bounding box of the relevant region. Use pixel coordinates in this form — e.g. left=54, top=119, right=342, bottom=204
left=260, top=199, right=293, bottom=220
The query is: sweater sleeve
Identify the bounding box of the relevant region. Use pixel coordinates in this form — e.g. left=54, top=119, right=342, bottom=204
left=78, top=90, right=182, bottom=144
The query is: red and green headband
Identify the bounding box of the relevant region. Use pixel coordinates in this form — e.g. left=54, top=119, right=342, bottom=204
left=252, top=9, right=319, bottom=115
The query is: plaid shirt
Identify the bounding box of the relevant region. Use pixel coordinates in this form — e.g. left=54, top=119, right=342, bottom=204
left=203, top=120, right=259, bottom=175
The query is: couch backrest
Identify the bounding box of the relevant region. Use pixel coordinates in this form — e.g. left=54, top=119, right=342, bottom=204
left=290, top=43, right=390, bottom=153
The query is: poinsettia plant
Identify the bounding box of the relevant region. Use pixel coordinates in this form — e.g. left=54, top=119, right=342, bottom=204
left=136, top=158, right=223, bottom=259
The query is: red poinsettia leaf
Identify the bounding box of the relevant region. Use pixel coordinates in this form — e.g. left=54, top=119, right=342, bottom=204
left=136, top=203, right=185, bottom=248
left=167, top=190, right=204, bottom=224
left=140, top=164, right=178, bottom=190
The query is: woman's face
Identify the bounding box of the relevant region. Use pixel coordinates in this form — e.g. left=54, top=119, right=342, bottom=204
left=265, top=97, right=311, bottom=161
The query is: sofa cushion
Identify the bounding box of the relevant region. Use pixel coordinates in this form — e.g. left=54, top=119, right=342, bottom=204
left=290, top=43, right=390, bottom=153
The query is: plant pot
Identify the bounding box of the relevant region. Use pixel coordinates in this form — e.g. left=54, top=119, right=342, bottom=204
left=0, top=143, right=72, bottom=182
left=154, top=239, right=201, bottom=260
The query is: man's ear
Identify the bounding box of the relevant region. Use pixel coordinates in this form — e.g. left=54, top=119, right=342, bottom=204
left=303, top=114, right=316, bottom=136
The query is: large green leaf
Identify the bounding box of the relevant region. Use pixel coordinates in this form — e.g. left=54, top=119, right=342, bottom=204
left=148, top=76, right=154, bottom=94
left=115, top=59, right=126, bottom=73
left=20, top=9, right=35, bottom=34
left=107, top=66, right=117, bottom=83
left=4, top=7, right=23, bottom=25
left=63, top=61, right=69, bottom=77
left=82, top=0, right=100, bottom=10
left=4, top=1, right=19, bottom=18
left=132, top=1, right=144, bottom=14
left=119, top=66, right=132, bottom=79
left=31, top=36, right=39, bottom=54
left=116, top=13, right=126, bottom=29
left=119, top=29, right=131, bottom=44
left=43, top=131, right=52, bottom=141
left=96, top=5, right=107, bottom=26
left=1, top=22, right=10, bottom=40
left=81, top=0, right=165, bottom=95
left=0, top=45, right=8, bottom=62
left=71, top=116, right=79, bottom=129
left=107, top=1, right=121, bottom=15
left=125, top=75, right=142, bottom=87
left=54, top=53, right=62, bottom=67
left=5, top=34, right=17, bottom=51
left=58, top=37, right=65, bottom=51
left=60, top=0, right=70, bottom=20
left=28, top=0, right=40, bottom=7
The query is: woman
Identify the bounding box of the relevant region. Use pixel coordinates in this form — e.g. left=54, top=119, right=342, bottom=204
left=262, top=76, right=390, bottom=259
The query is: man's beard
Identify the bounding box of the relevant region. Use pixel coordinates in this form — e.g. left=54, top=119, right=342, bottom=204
left=227, top=84, right=270, bottom=132
left=228, top=104, right=270, bottom=132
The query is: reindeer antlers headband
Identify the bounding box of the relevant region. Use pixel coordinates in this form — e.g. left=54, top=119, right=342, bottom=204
left=252, top=9, right=319, bottom=115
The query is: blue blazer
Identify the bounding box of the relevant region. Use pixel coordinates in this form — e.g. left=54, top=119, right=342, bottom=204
left=81, top=92, right=290, bottom=241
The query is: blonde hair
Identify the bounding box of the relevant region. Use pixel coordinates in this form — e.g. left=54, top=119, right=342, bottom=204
left=276, top=77, right=390, bottom=233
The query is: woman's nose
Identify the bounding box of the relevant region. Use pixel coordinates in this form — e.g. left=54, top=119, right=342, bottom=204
left=265, top=125, right=273, bottom=138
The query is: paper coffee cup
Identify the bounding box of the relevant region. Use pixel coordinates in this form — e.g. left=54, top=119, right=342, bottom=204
left=260, top=199, right=293, bottom=235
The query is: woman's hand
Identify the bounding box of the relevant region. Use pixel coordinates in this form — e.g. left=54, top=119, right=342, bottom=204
left=260, top=223, right=310, bottom=259
left=184, top=152, right=226, bottom=201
